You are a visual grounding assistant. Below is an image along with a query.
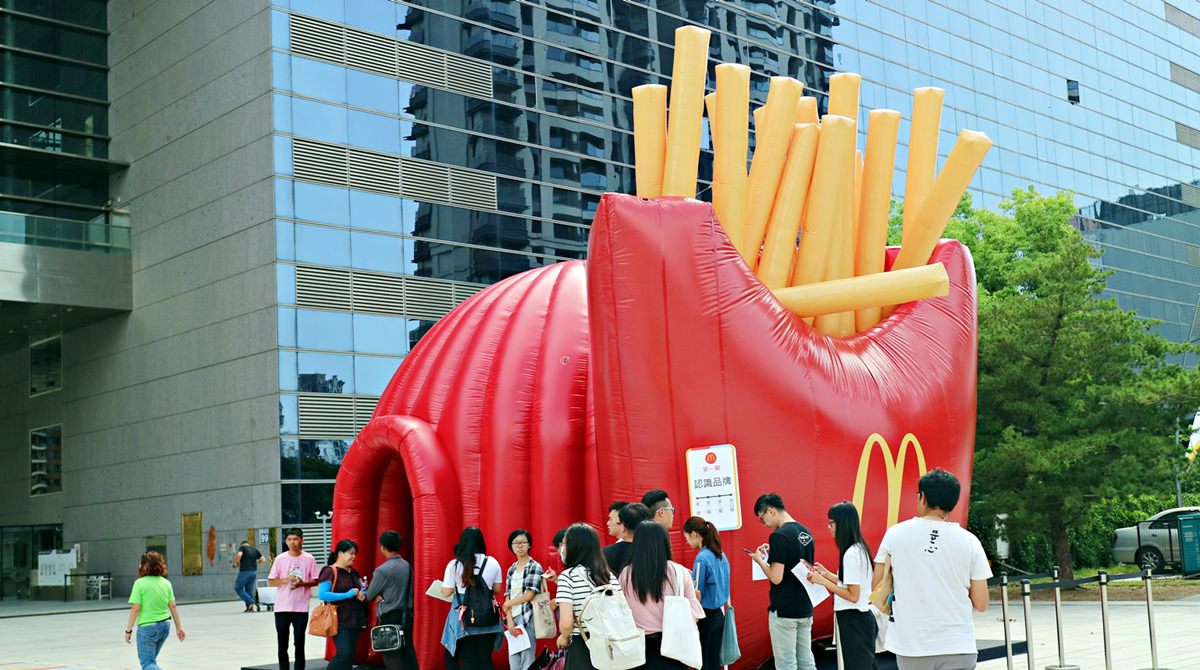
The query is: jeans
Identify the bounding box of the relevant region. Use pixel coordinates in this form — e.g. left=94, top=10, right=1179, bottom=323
left=235, top=571, right=257, bottom=605
left=274, top=611, right=309, bottom=670
left=767, top=611, right=815, bottom=670
left=135, top=619, right=170, bottom=670
left=508, top=644, right=534, bottom=670
left=329, top=626, right=362, bottom=670
left=697, top=607, right=725, bottom=670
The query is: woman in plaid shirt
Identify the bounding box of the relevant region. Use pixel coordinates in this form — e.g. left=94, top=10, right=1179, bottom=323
left=502, top=529, right=546, bottom=670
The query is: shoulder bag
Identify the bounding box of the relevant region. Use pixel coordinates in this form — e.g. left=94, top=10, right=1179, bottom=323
left=660, top=564, right=703, bottom=669
left=531, top=575, right=557, bottom=639
left=719, top=602, right=741, bottom=665
left=308, top=566, right=340, bottom=638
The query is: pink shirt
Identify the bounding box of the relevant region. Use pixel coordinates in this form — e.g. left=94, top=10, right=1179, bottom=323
left=269, top=550, right=320, bottom=613
left=618, top=561, right=705, bottom=633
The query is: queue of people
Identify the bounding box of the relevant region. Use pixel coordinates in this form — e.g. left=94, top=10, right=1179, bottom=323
left=125, top=469, right=990, bottom=670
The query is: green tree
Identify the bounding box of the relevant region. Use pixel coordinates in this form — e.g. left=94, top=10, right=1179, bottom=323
left=940, top=187, right=1200, bottom=579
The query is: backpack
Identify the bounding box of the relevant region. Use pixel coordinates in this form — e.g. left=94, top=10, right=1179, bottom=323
left=576, top=578, right=645, bottom=670
left=462, top=557, right=499, bottom=627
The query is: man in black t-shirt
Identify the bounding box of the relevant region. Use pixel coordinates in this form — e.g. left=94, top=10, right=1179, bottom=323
left=604, top=502, right=651, bottom=574
left=749, top=493, right=816, bottom=670
left=232, top=540, right=266, bottom=613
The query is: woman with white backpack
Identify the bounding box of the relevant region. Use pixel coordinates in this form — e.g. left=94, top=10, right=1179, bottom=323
left=555, top=523, right=620, bottom=670
left=620, top=522, right=705, bottom=670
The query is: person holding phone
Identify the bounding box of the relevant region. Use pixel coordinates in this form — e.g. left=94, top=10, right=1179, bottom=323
left=804, top=502, right=878, bottom=669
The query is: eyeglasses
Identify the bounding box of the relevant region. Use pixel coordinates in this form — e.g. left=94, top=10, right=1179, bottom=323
left=827, top=520, right=835, bottom=527
left=757, top=512, right=769, bottom=525
left=511, top=541, right=530, bottom=546
left=661, top=506, right=675, bottom=513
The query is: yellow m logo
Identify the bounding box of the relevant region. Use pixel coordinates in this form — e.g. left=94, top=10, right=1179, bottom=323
left=852, top=433, right=927, bottom=529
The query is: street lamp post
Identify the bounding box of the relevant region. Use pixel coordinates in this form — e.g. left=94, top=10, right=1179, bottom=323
left=315, top=511, right=333, bottom=560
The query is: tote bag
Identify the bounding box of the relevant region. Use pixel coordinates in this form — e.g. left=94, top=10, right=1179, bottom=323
left=531, top=577, right=557, bottom=639
left=719, top=604, right=741, bottom=665
left=660, top=564, right=703, bottom=669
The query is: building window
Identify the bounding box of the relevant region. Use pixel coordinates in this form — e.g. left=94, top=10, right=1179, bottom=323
left=1066, top=79, right=1080, bottom=105
left=30, top=424, right=62, bottom=496
left=29, top=336, right=62, bottom=396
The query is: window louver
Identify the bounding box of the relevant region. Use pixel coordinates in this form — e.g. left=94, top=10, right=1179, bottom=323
left=289, top=13, right=489, bottom=98
left=292, top=262, right=484, bottom=320
left=295, top=265, right=352, bottom=309
left=297, top=394, right=380, bottom=436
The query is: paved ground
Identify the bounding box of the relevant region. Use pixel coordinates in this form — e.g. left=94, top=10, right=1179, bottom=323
left=1, top=596, right=1197, bottom=669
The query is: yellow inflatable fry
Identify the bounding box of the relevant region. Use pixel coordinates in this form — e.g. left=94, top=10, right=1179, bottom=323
left=903, top=87, right=945, bottom=244
left=633, top=84, right=667, bottom=198
left=713, top=64, right=750, bottom=252
left=854, top=109, right=901, bottom=331
left=828, top=73, right=861, bottom=123
left=662, top=26, right=711, bottom=197
left=814, top=148, right=858, bottom=337
left=773, top=263, right=949, bottom=318
left=853, top=149, right=864, bottom=230
left=705, top=92, right=718, bottom=152
left=796, top=97, right=818, bottom=124
left=753, top=105, right=766, bottom=133
left=757, top=123, right=819, bottom=289
left=742, top=77, right=803, bottom=266
left=790, top=114, right=855, bottom=287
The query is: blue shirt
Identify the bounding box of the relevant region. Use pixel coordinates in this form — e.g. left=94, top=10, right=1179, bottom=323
left=692, top=547, right=731, bottom=610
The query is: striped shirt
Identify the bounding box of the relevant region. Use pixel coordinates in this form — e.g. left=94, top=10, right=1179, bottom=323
left=554, top=565, right=618, bottom=635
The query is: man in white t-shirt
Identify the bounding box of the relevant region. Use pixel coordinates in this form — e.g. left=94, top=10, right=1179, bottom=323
left=873, top=468, right=991, bottom=670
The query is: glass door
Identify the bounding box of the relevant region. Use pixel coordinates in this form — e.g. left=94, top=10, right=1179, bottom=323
left=1, top=527, right=33, bottom=599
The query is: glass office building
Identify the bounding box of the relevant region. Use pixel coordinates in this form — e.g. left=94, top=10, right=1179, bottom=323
left=268, top=0, right=1200, bottom=525
left=6, top=1, right=1200, bottom=599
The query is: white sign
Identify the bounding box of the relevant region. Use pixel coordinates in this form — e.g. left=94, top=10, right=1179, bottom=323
left=686, top=443, right=742, bottom=531
left=38, top=550, right=78, bottom=584
left=258, top=528, right=270, bottom=544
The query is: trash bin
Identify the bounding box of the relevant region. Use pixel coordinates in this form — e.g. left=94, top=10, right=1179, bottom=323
left=1179, top=513, right=1200, bottom=574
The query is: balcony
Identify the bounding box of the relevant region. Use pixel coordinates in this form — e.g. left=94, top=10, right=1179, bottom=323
left=0, top=212, right=130, bottom=254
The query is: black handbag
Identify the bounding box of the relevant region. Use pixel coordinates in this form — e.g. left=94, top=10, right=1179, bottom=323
left=370, top=623, right=403, bottom=652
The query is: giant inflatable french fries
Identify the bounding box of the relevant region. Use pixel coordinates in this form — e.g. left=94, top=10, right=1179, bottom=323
left=333, top=28, right=989, bottom=669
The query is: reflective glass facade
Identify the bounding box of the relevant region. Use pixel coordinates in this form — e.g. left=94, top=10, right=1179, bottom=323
left=271, top=0, right=1200, bottom=523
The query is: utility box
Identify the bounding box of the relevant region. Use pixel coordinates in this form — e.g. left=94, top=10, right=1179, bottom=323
left=1179, top=514, right=1200, bottom=574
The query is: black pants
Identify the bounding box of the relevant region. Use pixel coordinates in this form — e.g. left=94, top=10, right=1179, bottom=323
left=835, top=609, right=878, bottom=670
left=379, top=609, right=419, bottom=670
left=565, top=635, right=594, bottom=670
left=329, top=626, right=362, bottom=670
left=698, top=607, right=725, bottom=670
left=643, top=633, right=687, bottom=670
left=455, top=632, right=497, bottom=670
left=274, top=611, right=309, bottom=670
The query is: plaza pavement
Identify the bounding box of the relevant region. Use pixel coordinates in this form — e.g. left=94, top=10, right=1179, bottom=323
left=1, top=596, right=1198, bottom=669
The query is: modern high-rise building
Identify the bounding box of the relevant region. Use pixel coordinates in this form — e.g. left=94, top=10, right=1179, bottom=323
left=3, top=0, right=1200, bottom=598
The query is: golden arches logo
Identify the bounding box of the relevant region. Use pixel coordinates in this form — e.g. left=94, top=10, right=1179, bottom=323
left=851, top=433, right=927, bottom=529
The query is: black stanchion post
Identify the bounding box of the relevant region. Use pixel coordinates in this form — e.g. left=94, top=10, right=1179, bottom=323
left=1045, top=566, right=1079, bottom=670
left=1022, top=579, right=1036, bottom=670
left=1138, top=568, right=1173, bottom=670
left=1098, top=571, right=1112, bottom=670
left=1001, top=572, right=1014, bottom=670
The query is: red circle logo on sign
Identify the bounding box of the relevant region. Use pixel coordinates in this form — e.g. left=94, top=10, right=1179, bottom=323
left=705, top=452, right=717, bottom=464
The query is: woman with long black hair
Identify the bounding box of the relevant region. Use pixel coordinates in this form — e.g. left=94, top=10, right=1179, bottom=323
left=318, top=539, right=368, bottom=670
left=806, top=501, right=878, bottom=670
left=554, top=523, right=618, bottom=670
left=441, top=526, right=505, bottom=670
left=620, top=521, right=704, bottom=670
left=682, top=516, right=730, bottom=670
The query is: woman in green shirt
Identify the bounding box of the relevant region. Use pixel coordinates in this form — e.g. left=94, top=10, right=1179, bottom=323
left=125, top=551, right=186, bottom=669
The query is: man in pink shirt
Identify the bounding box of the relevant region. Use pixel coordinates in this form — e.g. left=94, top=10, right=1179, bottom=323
left=268, top=528, right=321, bottom=670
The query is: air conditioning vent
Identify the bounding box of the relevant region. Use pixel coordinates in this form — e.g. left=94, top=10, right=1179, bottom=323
left=289, top=14, right=345, bottom=62
left=400, top=159, right=452, bottom=204
left=451, top=167, right=499, bottom=210
left=349, top=148, right=401, bottom=195
left=1166, top=3, right=1200, bottom=40
left=354, top=397, right=379, bottom=430
left=298, top=394, right=357, bottom=435
left=295, top=265, right=352, bottom=309
left=403, top=275, right=457, bottom=320
left=287, top=11, right=489, bottom=98
left=1176, top=121, right=1200, bottom=150
left=351, top=270, right=406, bottom=314
left=293, top=139, right=349, bottom=187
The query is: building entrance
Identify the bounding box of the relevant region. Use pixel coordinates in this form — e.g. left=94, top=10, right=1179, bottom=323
left=0, top=525, right=62, bottom=599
